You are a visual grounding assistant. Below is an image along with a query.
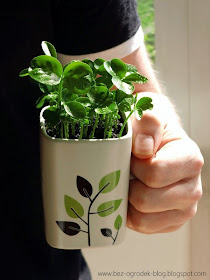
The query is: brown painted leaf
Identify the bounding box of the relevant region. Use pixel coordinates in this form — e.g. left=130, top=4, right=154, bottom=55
left=77, top=176, right=93, bottom=198
left=56, top=221, right=81, bottom=236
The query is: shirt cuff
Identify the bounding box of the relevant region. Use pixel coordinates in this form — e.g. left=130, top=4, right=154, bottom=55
left=57, top=26, right=144, bottom=64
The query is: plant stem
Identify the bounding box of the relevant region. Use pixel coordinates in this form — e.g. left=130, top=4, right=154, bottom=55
left=60, top=122, right=64, bottom=139
left=58, top=78, right=63, bottom=109
left=89, top=113, right=99, bottom=139
left=119, top=110, right=133, bottom=138
left=79, top=122, right=84, bottom=139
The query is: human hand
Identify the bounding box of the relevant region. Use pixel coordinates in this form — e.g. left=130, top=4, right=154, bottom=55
left=127, top=92, right=204, bottom=234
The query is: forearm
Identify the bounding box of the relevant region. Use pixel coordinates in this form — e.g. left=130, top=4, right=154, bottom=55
left=122, top=43, right=181, bottom=127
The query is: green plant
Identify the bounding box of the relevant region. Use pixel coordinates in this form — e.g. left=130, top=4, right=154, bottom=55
left=19, top=41, right=153, bottom=139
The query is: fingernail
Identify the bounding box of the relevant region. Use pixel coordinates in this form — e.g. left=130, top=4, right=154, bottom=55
left=134, top=134, right=154, bottom=156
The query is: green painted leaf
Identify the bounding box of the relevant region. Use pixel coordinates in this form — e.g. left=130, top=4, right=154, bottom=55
left=64, top=195, right=84, bottom=218
left=41, top=41, right=57, bottom=58
left=111, top=59, right=127, bottom=79
left=114, top=215, right=123, bottom=230
left=97, top=199, right=122, bottom=217
left=112, top=76, right=134, bottom=95
left=99, top=170, right=121, bottom=193
left=19, top=68, right=29, bottom=77
left=64, top=101, right=86, bottom=119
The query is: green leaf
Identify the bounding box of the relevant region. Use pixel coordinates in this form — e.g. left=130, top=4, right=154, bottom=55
left=75, top=97, right=91, bottom=106
left=19, top=68, right=29, bottom=77
left=63, top=61, right=93, bottom=78
left=118, top=100, right=131, bottom=112
left=29, top=55, right=63, bottom=85
left=64, top=101, right=86, bottom=119
left=63, top=61, right=93, bottom=94
left=135, top=97, right=153, bottom=118
left=111, top=59, right=127, bottom=79
left=41, top=41, right=57, bottom=58
left=95, top=76, right=113, bottom=89
left=126, top=64, right=138, bottom=73
left=43, top=106, right=60, bottom=126
left=114, top=215, right=123, bottom=230
left=136, top=97, right=153, bottom=111
left=113, top=90, right=134, bottom=104
left=112, top=76, right=134, bottom=95
left=97, top=199, right=122, bottom=217
left=64, top=195, right=84, bottom=218
left=94, top=58, right=105, bottom=70
left=62, top=89, right=78, bottom=103
left=36, top=93, right=58, bottom=108
left=99, top=170, right=121, bottom=193
left=95, top=100, right=117, bottom=115
left=123, top=73, right=148, bottom=84
left=87, top=85, right=108, bottom=104
left=104, top=61, right=116, bottom=76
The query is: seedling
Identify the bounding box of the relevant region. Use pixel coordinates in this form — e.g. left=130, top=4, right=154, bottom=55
left=19, top=41, right=153, bottom=139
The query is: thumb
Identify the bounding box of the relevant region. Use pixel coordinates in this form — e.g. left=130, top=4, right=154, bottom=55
left=131, top=111, right=164, bottom=159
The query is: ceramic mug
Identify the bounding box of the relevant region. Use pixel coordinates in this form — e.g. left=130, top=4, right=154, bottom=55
left=40, top=108, right=132, bottom=249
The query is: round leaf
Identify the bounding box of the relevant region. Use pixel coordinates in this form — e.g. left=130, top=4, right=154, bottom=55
left=41, top=41, right=57, bottom=58
left=136, top=97, right=153, bottom=111
left=43, top=106, right=60, bottom=126
left=104, top=61, right=115, bottom=76
left=111, top=59, right=127, bottom=79
left=97, top=199, right=122, bottom=217
left=99, top=170, right=121, bottom=193
left=87, top=85, right=108, bottom=103
left=64, top=101, right=86, bottom=119
left=64, top=195, right=84, bottom=218
left=112, top=76, right=134, bottom=95
left=29, top=55, right=63, bottom=85
left=56, top=221, right=81, bottom=236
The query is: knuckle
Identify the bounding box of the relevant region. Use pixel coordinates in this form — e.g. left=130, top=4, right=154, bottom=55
left=182, top=206, right=198, bottom=221
left=143, top=165, right=163, bottom=188
left=191, top=186, right=203, bottom=202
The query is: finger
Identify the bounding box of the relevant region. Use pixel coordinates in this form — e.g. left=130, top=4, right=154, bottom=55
left=127, top=203, right=198, bottom=234
left=128, top=176, right=202, bottom=213
left=131, top=139, right=204, bottom=188
left=131, top=111, right=165, bottom=159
